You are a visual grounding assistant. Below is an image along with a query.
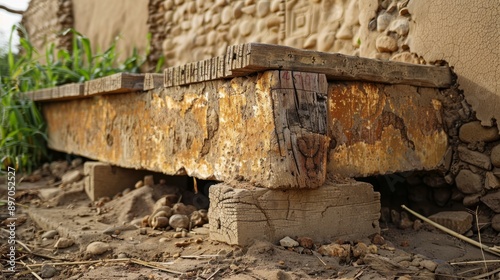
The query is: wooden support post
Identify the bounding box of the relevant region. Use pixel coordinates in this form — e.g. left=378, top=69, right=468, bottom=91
left=208, top=181, right=381, bottom=246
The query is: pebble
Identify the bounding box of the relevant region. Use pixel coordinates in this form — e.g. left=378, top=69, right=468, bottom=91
left=420, top=259, right=437, bottom=272
left=173, top=232, right=183, bottom=238
left=86, top=241, right=111, bottom=255
left=135, top=180, right=144, bottom=189
left=371, top=233, right=385, bottom=245
left=491, top=144, right=500, bottom=168
left=485, top=172, right=500, bottom=189
left=352, top=242, right=368, bottom=258
left=458, top=145, right=492, bottom=170
left=41, top=230, right=59, bottom=239
left=169, top=214, right=190, bottom=229
left=144, top=175, right=155, bottom=187
left=388, top=18, right=409, bottom=36
left=463, top=193, right=481, bottom=207
left=318, top=243, right=351, bottom=261
left=456, top=170, right=483, bottom=194
left=376, top=35, right=398, bottom=52
left=279, top=236, right=299, bottom=247
left=297, top=237, right=314, bottom=249
left=40, top=264, right=57, bottom=278
left=152, top=216, right=170, bottom=229
left=377, top=13, right=393, bottom=32
left=160, top=237, right=170, bottom=243
left=459, top=121, right=500, bottom=143
left=190, top=210, right=209, bottom=227
left=61, top=170, right=83, bottom=185
left=117, top=253, right=128, bottom=259
left=54, top=237, right=74, bottom=249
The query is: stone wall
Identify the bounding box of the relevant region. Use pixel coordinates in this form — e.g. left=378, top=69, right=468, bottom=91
left=21, top=0, right=73, bottom=53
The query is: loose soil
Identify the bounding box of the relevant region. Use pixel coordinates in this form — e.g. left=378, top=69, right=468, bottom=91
left=1, top=168, right=500, bottom=280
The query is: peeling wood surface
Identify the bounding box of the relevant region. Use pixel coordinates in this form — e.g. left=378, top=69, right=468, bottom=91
left=164, top=43, right=452, bottom=89
left=208, top=181, right=381, bottom=246
left=327, top=82, right=448, bottom=177
left=144, top=73, right=164, bottom=91
left=43, top=70, right=329, bottom=189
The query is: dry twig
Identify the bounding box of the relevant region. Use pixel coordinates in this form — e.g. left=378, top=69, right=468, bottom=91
left=20, top=260, right=43, bottom=280
left=402, top=205, right=500, bottom=257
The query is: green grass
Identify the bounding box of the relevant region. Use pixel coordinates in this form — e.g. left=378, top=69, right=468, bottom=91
left=0, top=25, right=164, bottom=173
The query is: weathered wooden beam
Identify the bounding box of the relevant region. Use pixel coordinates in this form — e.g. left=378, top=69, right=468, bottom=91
left=164, top=43, right=452, bottom=89
left=84, top=73, right=144, bottom=95
left=43, top=70, right=330, bottom=189
left=327, top=82, right=448, bottom=177
left=24, top=83, right=84, bottom=102
left=208, top=181, right=381, bottom=246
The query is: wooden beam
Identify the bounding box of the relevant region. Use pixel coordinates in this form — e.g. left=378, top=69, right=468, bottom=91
left=163, top=43, right=452, bottom=88
left=24, top=83, right=84, bottom=102
left=42, top=70, right=330, bottom=189
left=84, top=73, right=144, bottom=96
left=143, top=73, right=164, bottom=91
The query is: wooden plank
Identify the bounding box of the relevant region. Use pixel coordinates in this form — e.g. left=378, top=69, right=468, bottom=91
left=43, top=70, right=330, bottom=189
left=84, top=73, right=144, bottom=96
left=163, top=43, right=452, bottom=88
left=236, top=43, right=452, bottom=88
left=24, top=83, right=84, bottom=102
left=143, top=73, right=164, bottom=90
left=208, top=181, right=381, bottom=246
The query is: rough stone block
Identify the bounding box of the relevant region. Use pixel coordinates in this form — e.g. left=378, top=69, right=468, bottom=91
left=491, top=144, right=500, bottom=168
left=208, top=181, right=381, bottom=246
left=428, top=211, right=472, bottom=234
left=458, top=145, right=491, bottom=170
left=481, top=191, right=500, bottom=213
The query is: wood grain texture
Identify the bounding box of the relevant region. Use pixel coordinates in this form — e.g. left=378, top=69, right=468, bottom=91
left=163, top=43, right=452, bottom=88
left=84, top=73, right=145, bottom=95
left=43, top=70, right=329, bottom=189
left=144, top=73, right=164, bottom=91
left=208, top=181, right=381, bottom=246
left=25, top=83, right=84, bottom=102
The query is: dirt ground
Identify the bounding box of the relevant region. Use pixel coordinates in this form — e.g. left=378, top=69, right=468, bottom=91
left=1, top=163, right=500, bottom=280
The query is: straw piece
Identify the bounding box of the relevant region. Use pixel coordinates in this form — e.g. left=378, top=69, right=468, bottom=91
left=401, top=205, right=500, bottom=258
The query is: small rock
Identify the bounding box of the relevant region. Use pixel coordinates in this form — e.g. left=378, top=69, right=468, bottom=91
left=61, top=170, right=83, bottom=185
left=371, top=233, right=385, bottom=245
left=459, top=121, right=500, bottom=143
left=173, top=232, right=183, bottom=238
left=297, top=237, right=314, bottom=249
left=152, top=216, right=170, bottom=229
left=144, top=175, right=155, bottom=187
left=135, top=180, right=144, bottom=189
left=420, top=259, right=437, bottom=272
left=388, top=18, right=409, bottom=36
left=367, top=244, right=378, bottom=254
left=139, top=228, right=147, bottom=235
left=428, top=211, right=472, bottom=234
left=86, top=241, right=111, bottom=255
left=318, top=243, right=351, bottom=261
left=169, top=214, right=190, bottom=229
left=117, top=253, right=128, bottom=259
left=54, top=237, right=74, bottom=249
left=71, top=158, right=83, bottom=168
left=160, top=237, right=169, bottom=243
left=399, top=216, right=414, bottom=230
left=390, top=52, right=419, bottom=64
left=458, top=145, right=492, bottom=170
left=413, top=219, right=423, bottom=231
left=190, top=210, right=209, bottom=227
left=352, top=242, right=368, bottom=258
left=50, top=161, right=69, bottom=178
left=491, top=214, right=500, bottom=232
left=391, top=209, right=401, bottom=225
left=463, top=193, right=482, bottom=207
left=173, top=252, right=181, bottom=258
left=481, top=190, right=500, bottom=213
left=435, top=263, right=458, bottom=280
left=456, top=170, right=483, bottom=194
left=376, top=35, right=398, bottom=52
left=376, top=13, right=393, bottom=32
left=491, top=144, right=500, bottom=168
left=40, top=264, right=57, bottom=278
left=279, top=236, right=299, bottom=247
left=173, top=203, right=194, bottom=215
left=485, top=172, right=500, bottom=190
left=41, top=230, right=58, bottom=239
